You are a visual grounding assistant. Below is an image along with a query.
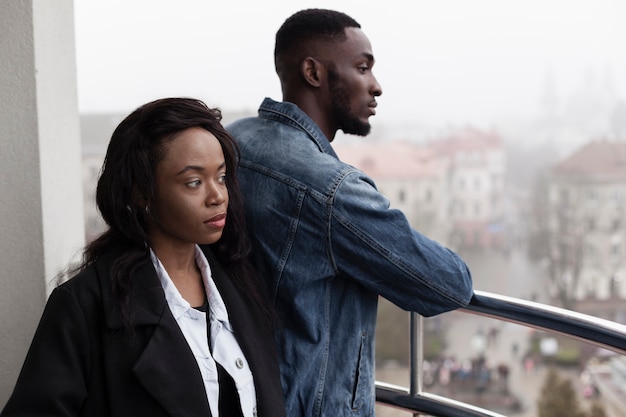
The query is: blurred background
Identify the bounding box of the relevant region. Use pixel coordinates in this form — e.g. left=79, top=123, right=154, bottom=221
left=75, top=2, right=626, bottom=416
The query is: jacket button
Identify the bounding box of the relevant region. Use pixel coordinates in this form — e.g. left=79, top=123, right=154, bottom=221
left=236, top=358, right=244, bottom=369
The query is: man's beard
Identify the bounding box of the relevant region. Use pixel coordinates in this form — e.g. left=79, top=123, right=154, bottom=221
left=328, top=70, right=371, bottom=137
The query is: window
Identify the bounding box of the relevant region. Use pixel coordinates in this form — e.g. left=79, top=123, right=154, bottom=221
left=587, top=218, right=595, bottom=231
left=611, top=243, right=621, bottom=263
left=610, top=188, right=624, bottom=205
left=587, top=188, right=598, bottom=206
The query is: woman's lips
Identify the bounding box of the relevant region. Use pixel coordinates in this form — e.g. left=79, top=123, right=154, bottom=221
left=205, top=213, right=226, bottom=228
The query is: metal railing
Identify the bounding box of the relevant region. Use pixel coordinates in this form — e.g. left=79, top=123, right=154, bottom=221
left=375, top=290, right=626, bottom=417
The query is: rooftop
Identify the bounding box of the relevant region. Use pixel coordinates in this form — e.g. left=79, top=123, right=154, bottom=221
left=553, top=139, right=626, bottom=180
left=332, top=141, right=443, bottom=180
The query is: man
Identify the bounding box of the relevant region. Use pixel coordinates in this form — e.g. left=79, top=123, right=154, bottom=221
left=227, top=8, right=473, bottom=417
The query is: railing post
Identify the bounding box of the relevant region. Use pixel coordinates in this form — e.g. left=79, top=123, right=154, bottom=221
left=410, top=311, right=424, bottom=417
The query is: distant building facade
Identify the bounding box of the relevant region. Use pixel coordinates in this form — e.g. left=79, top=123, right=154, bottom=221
left=334, top=127, right=508, bottom=251
left=548, top=140, right=626, bottom=319
left=433, top=128, right=507, bottom=250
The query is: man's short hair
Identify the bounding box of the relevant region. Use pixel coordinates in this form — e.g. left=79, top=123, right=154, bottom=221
left=274, top=8, right=361, bottom=63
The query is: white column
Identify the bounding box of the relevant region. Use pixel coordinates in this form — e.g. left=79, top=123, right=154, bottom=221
left=0, top=0, right=84, bottom=404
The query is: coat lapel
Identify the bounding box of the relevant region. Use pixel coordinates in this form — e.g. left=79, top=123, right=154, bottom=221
left=132, top=307, right=211, bottom=417
left=96, top=250, right=212, bottom=417
left=203, top=247, right=285, bottom=417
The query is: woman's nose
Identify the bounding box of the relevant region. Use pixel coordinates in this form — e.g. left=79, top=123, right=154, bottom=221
left=205, top=182, right=227, bottom=206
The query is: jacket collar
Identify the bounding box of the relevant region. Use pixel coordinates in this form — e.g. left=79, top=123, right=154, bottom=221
left=258, top=97, right=339, bottom=159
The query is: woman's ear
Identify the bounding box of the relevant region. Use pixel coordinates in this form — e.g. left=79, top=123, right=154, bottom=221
left=301, top=57, right=324, bottom=88
left=132, top=191, right=150, bottom=218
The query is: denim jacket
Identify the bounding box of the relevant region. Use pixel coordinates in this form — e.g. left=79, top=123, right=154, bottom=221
left=227, top=98, right=473, bottom=417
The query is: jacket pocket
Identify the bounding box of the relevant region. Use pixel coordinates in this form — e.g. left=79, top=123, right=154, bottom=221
left=350, top=331, right=366, bottom=411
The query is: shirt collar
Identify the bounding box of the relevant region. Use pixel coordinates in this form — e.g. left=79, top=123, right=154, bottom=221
left=150, top=245, right=231, bottom=329
left=194, top=245, right=231, bottom=329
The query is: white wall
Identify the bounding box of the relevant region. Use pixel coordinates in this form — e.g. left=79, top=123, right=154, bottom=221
left=0, top=0, right=84, bottom=405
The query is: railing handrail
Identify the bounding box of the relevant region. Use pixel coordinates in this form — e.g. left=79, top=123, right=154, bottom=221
left=376, top=290, right=626, bottom=417
left=376, top=382, right=507, bottom=417
left=465, top=290, right=626, bottom=355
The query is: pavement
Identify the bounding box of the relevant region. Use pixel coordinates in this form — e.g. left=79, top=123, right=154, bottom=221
left=376, top=312, right=557, bottom=417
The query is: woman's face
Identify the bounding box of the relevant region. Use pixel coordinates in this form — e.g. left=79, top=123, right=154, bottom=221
left=149, top=126, right=229, bottom=248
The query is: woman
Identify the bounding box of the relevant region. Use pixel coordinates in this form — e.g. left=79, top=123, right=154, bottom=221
left=1, top=98, right=286, bottom=417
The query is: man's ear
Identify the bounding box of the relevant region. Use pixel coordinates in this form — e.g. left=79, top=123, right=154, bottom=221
left=301, top=57, right=324, bottom=87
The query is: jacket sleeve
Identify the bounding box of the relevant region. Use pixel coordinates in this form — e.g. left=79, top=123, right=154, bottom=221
left=329, top=170, right=474, bottom=316
left=1, top=285, right=91, bottom=417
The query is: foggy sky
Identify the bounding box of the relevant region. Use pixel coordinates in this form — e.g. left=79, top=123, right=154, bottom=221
left=74, top=0, right=626, bottom=130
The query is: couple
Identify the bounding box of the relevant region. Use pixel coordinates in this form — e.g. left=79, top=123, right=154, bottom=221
left=2, top=8, right=472, bottom=417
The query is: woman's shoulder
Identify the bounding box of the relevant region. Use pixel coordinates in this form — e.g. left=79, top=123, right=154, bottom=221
left=57, top=262, right=99, bottom=290
left=56, top=246, right=138, bottom=293
left=52, top=263, right=103, bottom=308
left=52, top=247, right=127, bottom=306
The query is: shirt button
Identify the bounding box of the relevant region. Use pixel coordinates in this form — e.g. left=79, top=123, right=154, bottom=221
left=235, top=358, right=244, bottom=369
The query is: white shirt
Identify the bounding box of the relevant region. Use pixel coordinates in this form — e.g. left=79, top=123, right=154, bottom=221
left=150, top=246, right=257, bottom=417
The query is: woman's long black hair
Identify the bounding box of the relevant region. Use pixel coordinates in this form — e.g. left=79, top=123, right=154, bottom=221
left=77, top=97, right=265, bottom=326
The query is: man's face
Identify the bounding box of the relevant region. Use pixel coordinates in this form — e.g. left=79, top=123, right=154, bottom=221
left=325, top=27, right=382, bottom=136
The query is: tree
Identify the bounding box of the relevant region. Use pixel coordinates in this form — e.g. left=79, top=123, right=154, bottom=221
left=528, top=170, right=583, bottom=310
left=547, top=183, right=584, bottom=310
left=537, top=367, right=608, bottom=417
left=537, top=367, right=585, bottom=417
left=588, top=401, right=607, bottom=417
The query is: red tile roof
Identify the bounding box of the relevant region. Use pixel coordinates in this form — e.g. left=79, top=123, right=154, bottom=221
left=332, top=141, right=443, bottom=180
left=553, top=140, right=626, bottom=180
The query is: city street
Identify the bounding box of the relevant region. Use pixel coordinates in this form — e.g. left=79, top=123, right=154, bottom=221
left=375, top=248, right=566, bottom=416
left=376, top=312, right=549, bottom=417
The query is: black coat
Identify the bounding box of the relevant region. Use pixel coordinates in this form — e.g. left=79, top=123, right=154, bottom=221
left=1, top=246, right=286, bottom=417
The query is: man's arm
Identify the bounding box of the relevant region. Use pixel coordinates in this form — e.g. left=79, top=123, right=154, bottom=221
left=329, top=170, right=473, bottom=316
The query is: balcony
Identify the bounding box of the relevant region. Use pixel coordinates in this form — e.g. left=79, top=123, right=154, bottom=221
left=374, top=290, right=626, bottom=416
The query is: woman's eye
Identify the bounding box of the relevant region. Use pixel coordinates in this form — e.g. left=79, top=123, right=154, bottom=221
left=187, top=179, right=201, bottom=187
left=218, top=174, right=227, bottom=184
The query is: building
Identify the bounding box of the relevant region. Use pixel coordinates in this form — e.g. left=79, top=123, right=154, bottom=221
left=333, top=127, right=508, bottom=251
left=548, top=140, right=626, bottom=320
left=431, top=127, right=507, bottom=250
